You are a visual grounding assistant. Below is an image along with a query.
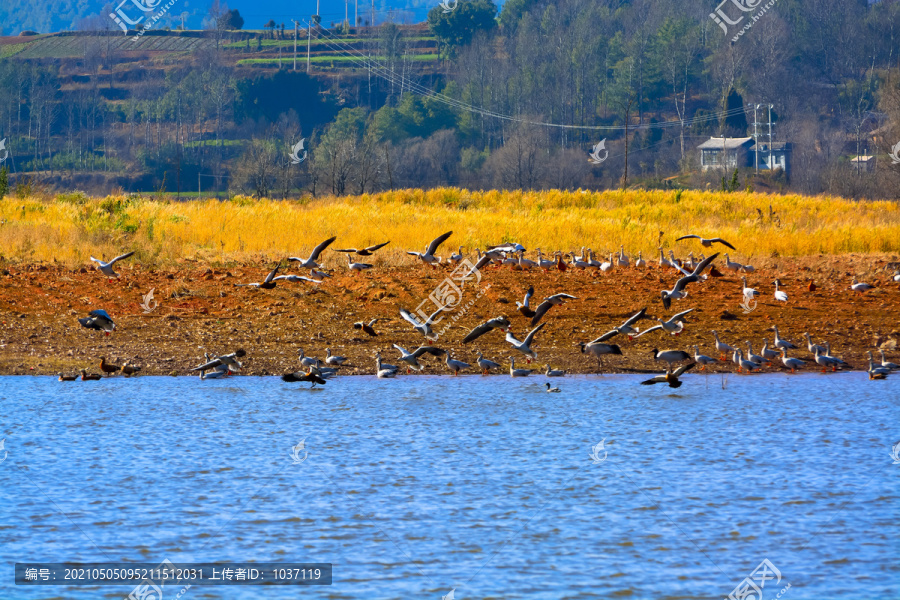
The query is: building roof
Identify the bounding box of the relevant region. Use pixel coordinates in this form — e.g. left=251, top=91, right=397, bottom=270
left=698, top=137, right=754, bottom=150
left=750, top=142, right=792, bottom=152
left=850, top=155, right=875, bottom=162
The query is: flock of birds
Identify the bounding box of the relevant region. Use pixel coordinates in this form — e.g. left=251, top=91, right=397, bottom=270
left=67, top=230, right=900, bottom=388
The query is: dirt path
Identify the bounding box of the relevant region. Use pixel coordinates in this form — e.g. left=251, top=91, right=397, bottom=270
left=1, top=255, right=898, bottom=377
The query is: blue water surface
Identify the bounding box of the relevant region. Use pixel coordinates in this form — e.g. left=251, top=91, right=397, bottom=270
left=0, top=373, right=898, bottom=599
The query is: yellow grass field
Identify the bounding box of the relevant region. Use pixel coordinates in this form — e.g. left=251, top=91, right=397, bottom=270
left=1, top=188, right=899, bottom=267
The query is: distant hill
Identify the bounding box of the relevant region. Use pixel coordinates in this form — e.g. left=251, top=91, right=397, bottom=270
left=0, top=0, right=464, bottom=35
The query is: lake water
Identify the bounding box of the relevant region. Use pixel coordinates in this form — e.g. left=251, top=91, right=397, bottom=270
left=0, top=374, right=898, bottom=600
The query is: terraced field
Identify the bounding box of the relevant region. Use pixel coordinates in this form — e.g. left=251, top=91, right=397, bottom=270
left=0, top=26, right=439, bottom=72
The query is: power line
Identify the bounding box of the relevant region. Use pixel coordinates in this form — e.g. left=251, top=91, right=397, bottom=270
left=309, top=22, right=753, bottom=133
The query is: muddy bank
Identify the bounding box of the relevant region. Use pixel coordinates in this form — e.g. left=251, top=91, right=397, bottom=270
left=1, top=255, right=899, bottom=377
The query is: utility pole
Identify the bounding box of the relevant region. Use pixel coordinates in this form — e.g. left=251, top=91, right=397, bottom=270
left=292, top=20, right=298, bottom=70
left=767, top=104, right=773, bottom=171
left=345, top=0, right=349, bottom=28
left=753, top=104, right=759, bottom=173
left=198, top=172, right=201, bottom=198
left=355, top=0, right=358, bottom=28
left=371, top=0, right=375, bottom=27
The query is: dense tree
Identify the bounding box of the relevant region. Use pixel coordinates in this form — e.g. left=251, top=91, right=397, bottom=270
left=427, top=0, right=498, bottom=58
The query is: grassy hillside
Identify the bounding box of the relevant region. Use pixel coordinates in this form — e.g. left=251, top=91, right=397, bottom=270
left=2, top=188, right=898, bottom=267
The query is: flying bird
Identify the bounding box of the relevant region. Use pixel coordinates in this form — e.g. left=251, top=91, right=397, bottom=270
left=273, top=274, right=320, bottom=284
left=675, top=235, right=736, bottom=250
left=462, top=316, right=511, bottom=343
left=505, top=322, right=546, bottom=361
left=90, top=251, right=135, bottom=279
left=660, top=252, right=719, bottom=310
left=191, top=349, right=246, bottom=374
left=78, top=309, right=116, bottom=335
left=353, top=318, right=379, bottom=336
left=235, top=264, right=280, bottom=289
left=288, top=236, right=337, bottom=269
left=393, top=344, right=445, bottom=373
left=633, top=308, right=695, bottom=338
left=334, top=242, right=390, bottom=256
left=530, top=293, right=577, bottom=326
left=594, top=307, right=647, bottom=341
left=399, top=307, right=444, bottom=339
left=282, top=367, right=328, bottom=387
left=516, top=286, right=536, bottom=318
left=407, top=231, right=453, bottom=267
left=641, top=361, right=697, bottom=388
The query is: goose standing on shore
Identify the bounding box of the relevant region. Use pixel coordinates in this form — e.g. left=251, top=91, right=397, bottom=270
left=867, top=356, right=891, bottom=379
left=288, top=236, right=337, bottom=269
left=773, top=326, right=797, bottom=350
left=375, top=352, right=399, bottom=378
left=90, top=251, right=135, bottom=280
left=779, top=349, right=806, bottom=373
left=634, top=252, right=646, bottom=268
left=803, top=333, right=825, bottom=356
left=660, top=253, right=719, bottom=310
left=449, top=246, right=464, bottom=264
left=536, top=249, right=555, bottom=270
left=711, top=330, right=735, bottom=360
left=735, top=349, right=761, bottom=373
left=760, top=340, right=780, bottom=363
left=475, top=352, right=501, bottom=374
left=723, top=253, right=743, bottom=272
left=774, top=279, right=788, bottom=302
left=692, top=346, right=717, bottom=370
left=444, top=353, right=471, bottom=375
left=741, top=276, right=760, bottom=300
left=347, top=255, right=374, bottom=274
left=325, top=348, right=347, bottom=366
left=406, top=231, right=453, bottom=268
left=297, top=349, right=320, bottom=368
left=506, top=323, right=546, bottom=362
left=813, top=348, right=841, bottom=372
left=745, top=341, right=768, bottom=366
